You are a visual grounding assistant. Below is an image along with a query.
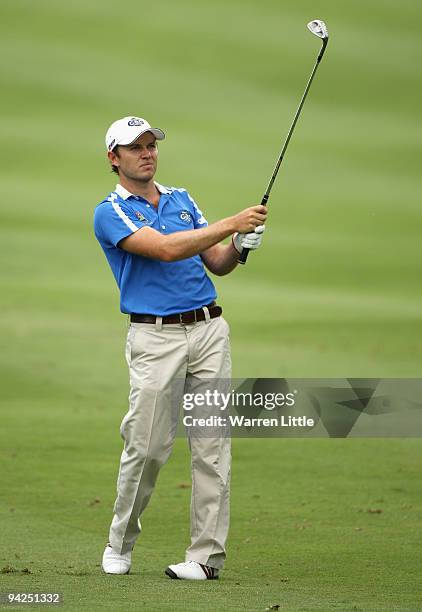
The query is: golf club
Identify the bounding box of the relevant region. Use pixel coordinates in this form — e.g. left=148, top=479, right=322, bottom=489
left=238, top=19, right=329, bottom=264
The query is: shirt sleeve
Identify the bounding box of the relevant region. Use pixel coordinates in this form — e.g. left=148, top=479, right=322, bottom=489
left=186, top=192, right=208, bottom=229
left=94, top=197, right=145, bottom=248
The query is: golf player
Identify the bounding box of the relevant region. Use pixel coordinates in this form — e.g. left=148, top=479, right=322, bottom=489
left=94, top=116, right=267, bottom=580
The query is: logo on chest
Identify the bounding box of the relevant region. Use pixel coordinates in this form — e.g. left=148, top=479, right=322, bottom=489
left=180, top=210, right=192, bottom=224
left=135, top=211, right=152, bottom=225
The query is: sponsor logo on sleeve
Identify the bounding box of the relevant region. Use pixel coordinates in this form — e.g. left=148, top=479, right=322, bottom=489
left=193, top=202, right=207, bottom=225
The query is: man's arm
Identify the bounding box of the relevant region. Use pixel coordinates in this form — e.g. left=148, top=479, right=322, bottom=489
left=118, top=206, right=267, bottom=262
left=200, top=242, right=239, bottom=276
left=201, top=225, right=266, bottom=276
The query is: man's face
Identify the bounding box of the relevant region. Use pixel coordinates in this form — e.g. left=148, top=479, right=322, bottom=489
left=109, top=132, right=158, bottom=182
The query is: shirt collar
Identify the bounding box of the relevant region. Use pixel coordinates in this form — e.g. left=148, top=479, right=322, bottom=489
left=115, top=182, right=172, bottom=200
left=155, top=181, right=172, bottom=195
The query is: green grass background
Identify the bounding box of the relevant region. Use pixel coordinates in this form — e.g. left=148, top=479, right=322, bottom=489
left=1, top=0, right=421, bottom=609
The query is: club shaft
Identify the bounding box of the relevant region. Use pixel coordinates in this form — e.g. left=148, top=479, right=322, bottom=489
left=238, top=39, right=328, bottom=265
left=264, top=50, right=324, bottom=199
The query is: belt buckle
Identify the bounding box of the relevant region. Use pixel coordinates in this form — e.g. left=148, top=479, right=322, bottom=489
left=179, top=309, right=197, bottom=324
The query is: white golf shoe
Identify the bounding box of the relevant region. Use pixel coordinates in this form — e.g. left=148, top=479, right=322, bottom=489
left=102, top=544, right=132, bottom=575
left=165, top=560, right=219, bottom=580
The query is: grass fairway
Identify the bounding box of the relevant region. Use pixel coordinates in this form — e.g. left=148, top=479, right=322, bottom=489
left=1, top=419, right=422, bottom=611
left=1, top=0, right=422, bottom=610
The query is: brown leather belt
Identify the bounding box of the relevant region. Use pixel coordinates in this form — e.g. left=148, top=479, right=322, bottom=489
left=130, top=303, right=222, bottom=325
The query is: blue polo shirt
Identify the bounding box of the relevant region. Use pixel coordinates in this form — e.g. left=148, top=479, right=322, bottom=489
left=93, top=182, right=217, bottom=315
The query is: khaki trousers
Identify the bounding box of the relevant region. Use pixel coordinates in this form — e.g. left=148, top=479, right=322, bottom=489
left=109, top=314, right=231, bottom=570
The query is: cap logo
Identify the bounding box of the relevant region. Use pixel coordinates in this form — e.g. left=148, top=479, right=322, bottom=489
left=109, top=138, right=116, bottom=149
left=128, top=118, right=144, bottom=126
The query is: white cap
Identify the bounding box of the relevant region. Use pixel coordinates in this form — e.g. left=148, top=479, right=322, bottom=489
left=105, top=116, right=165, bottom=151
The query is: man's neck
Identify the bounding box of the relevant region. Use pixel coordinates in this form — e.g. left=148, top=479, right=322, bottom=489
left=119, top=177, right=160, bottom=206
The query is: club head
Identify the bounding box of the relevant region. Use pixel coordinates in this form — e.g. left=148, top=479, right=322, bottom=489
left=307, top=19, right=329, bottom=40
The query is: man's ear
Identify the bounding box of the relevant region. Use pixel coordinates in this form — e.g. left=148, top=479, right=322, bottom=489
left=107, top=149, right=120, bottom=168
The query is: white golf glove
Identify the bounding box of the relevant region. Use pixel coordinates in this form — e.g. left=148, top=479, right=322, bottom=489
left=232, top=225, right=265, bottom=253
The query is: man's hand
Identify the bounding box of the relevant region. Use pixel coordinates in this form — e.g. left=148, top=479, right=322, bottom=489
left=232, top=225, right=266, bottom=254
left=229, top=205, right=267, bottom=233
